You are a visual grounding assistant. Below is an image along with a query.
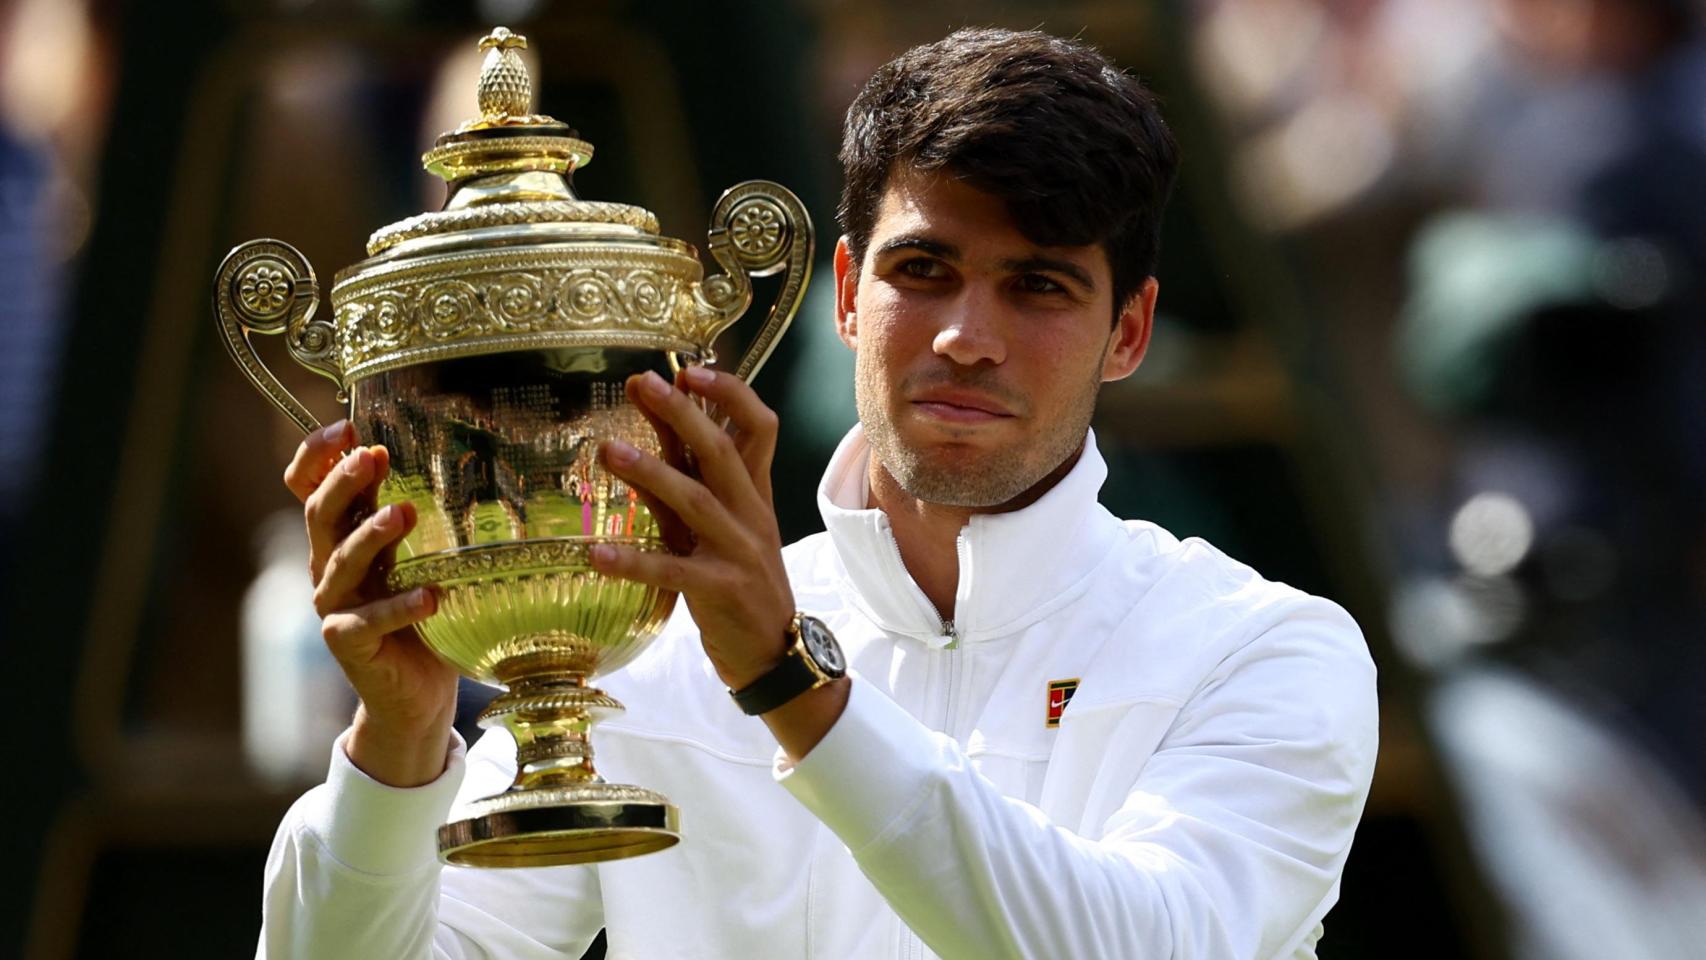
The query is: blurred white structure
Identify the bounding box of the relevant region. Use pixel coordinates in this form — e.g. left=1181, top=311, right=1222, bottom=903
left=241, top=509, right=353, bottom=785
left=1432, top=667, right=1706, bottom=960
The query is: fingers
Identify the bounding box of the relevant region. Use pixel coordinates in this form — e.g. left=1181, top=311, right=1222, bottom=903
left=315, top=501, right=416, bottom=617
left=284, top=420, right=355, bottom=503
left=679, top=365, right=780, bottom=484
left=321, top=587, right=438, bottom=668
left=304, top=444, right=392, bottom=583
left=623, top=470, right=695, bottom=555
left=589, top=541, right=703, bottom=595
left=627, top=376, right=686, bottom=472
left=602, top=438, right=747, bottom=548
left=624, top=371, right=763, bottom=513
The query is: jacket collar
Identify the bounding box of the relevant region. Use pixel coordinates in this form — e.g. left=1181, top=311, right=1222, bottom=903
left=816, top=424, right=1124, bottom=647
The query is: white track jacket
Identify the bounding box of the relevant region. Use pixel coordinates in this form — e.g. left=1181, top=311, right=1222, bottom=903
left=259, top=426, right=1379, bottom=959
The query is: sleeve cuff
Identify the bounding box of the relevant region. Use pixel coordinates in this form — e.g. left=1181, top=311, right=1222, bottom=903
left=774, top=676, right=949, bottom=853
left=299, top=726, right=467, bottom=876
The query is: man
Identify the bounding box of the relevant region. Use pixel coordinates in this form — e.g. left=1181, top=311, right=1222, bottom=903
left=262, top=27, right=1378, bottom=959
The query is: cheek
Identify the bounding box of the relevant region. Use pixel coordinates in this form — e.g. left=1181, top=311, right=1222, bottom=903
left=853, top=296, right=926, bottom=366
left=1025, top=333, right=1108, bottom=403
left=849, top=311, right=900, bottom=392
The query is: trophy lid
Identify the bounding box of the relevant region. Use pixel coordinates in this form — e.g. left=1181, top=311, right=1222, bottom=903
left=364, top=26, right=661, bottom=257
left=217, top=25, right=809, bottom=429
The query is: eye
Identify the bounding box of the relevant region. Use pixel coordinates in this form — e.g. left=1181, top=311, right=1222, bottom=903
left=1015, top=273, right=1066, bottom=295
left=898, top=258, right=947, bottom=279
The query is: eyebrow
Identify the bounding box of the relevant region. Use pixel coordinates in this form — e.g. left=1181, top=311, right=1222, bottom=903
left=872, top=235, right=1097, bottom=294
left=873, top=235, right=959, bottom=259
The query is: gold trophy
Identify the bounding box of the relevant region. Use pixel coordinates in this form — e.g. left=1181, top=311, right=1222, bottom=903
left=213, top=27, right=811, bottom=867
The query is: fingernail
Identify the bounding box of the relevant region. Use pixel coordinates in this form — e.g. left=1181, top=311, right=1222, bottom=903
left=324, top=420, right=349, bottom=445
left=412, top=588, right=436, bottom=614
left=606, top=440, right=639, bottom=465
left=682, top=365, right=714, bottom=388
left=342, top=448, right=370, bottom=476
left=590, top=544, right=616, bottom=564
left=374, top=504, right=396, bottom=527
left=641, top=371, right=671, bottom=400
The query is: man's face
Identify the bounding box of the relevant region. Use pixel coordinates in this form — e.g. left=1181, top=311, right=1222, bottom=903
left=834, top=169, right=1155, bottom=508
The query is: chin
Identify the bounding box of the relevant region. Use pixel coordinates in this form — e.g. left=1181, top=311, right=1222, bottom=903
left=895, top=461, right=1038, bottom=508
left=900, top=433, right=1004, bottom=468
left=892, top=441, right=1038, bottom=503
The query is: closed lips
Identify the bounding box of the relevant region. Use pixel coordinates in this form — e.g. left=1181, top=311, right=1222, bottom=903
left=910, top=391, right=1014, bottom=416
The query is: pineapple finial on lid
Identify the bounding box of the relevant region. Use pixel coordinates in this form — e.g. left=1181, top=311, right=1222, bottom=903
left=418, top=27, right=592, bottom=188
left=476, top=27, right=532, bottom=121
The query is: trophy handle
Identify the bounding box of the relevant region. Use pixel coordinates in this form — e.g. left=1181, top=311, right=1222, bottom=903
left=692, top=181, right=815, bottom=383
left=213, top=239, right=343, bottom=434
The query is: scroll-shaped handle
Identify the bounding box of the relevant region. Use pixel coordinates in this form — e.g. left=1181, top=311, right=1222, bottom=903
left=692, top=181, right=815, bottom=383
left=213, top=239, right=343, bottom=435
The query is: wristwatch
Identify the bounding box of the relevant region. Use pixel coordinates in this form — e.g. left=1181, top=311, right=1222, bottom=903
left=730, top=613, right=847, bottom=715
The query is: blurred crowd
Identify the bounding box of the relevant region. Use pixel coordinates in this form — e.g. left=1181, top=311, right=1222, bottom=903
left=1188, top=1, right=1706, bottom=955
left=0, top=0, right=106, bottom=565
left=1194, top=0, right=1706, bottom=774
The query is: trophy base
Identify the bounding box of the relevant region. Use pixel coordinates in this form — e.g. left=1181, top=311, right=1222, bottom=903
left=438, top=783, right=680, bottom=868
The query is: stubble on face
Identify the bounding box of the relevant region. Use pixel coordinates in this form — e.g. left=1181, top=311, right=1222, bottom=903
left=854, top=344, right=1104, bottom=510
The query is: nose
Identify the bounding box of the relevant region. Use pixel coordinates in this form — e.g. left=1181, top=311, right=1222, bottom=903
left=931, top=288, right=1006, bottom=367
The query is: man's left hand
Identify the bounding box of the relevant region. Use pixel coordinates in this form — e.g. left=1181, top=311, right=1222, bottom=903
left=590, top=366, right=796, bottom=692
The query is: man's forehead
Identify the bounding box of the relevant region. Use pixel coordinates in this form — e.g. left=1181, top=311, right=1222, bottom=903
left=871, top=169, right=1010, bottom=236
left=867, top=168, right=1106, bottom=270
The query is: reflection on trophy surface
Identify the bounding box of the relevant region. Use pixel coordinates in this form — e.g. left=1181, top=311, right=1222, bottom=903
left=212, top=25, right=812, bottom=867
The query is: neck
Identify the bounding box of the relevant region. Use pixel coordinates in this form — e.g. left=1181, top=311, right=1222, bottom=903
left=866, top=441, right=1085, bottom=621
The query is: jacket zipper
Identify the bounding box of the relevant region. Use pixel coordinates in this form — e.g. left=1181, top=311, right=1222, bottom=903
left=881, top=527, right=966, bottom=737
left=879, top=527, right=958, bottom=643
left=941, top=533, right=970, bottom=738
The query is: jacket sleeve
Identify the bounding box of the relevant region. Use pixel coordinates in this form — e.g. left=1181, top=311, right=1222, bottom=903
left=775, top=611, right=1379, bottom=960
left=258, top=727, right=604, bottom=960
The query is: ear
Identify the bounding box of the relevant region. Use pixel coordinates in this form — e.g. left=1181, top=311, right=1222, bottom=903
left=1101, top=277, right=1158, bottom=382
left=833, top=236, right=859, bottom=351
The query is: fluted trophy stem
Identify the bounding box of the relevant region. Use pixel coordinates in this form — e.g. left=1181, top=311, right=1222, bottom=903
left=436, top=675, right=679, bottom=867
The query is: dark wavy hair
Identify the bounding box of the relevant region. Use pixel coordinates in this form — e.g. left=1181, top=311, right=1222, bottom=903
left=838, top=28, right=1179, bottom=319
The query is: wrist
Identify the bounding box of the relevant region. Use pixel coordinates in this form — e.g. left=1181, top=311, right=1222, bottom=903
left=729, top=613, right=847, bottom=717
left=763, top=675, right=851, bottom=762
left=714, top=648, right=788, bottom=692
left=348, top=705, right=453, bottom=788
left=710, top=615, right=795, bottom=690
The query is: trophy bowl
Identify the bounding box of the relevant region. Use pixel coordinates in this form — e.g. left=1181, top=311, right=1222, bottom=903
left=213, top=27, right=811, bottom=868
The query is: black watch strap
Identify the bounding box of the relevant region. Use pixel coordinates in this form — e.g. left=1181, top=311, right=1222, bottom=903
left=731, top=615, right=844, bottom=716
left=731, top=649, right=822, bottom=716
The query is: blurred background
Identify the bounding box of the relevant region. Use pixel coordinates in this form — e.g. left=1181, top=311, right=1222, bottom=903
left=4, top=0, right=1705, bottom=957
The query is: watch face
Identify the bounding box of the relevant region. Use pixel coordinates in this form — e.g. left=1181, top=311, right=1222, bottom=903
left=799, top=617, right=846, bottom=675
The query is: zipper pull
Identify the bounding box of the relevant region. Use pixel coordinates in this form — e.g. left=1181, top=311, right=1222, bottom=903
left=941, top=618, right=959, bottom=650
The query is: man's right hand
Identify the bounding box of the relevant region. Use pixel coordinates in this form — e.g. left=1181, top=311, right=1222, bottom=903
left=285, top=420, right=458, bottom=788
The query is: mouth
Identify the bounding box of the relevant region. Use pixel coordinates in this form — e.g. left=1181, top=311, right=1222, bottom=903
left=909, top=389, right=1016, bottom=423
